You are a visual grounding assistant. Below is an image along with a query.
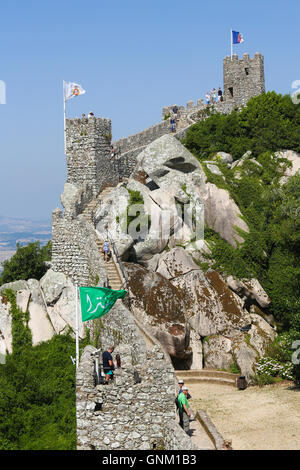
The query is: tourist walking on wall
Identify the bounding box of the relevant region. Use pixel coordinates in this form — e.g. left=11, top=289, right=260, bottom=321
left=178, top=386, right=191, bottom=434
left=170, top=116, right=176, bottom=133
left=211, top=88, right=217, bottom=103
left=218, top=87, right=223, bottom=102
left=110, top=145, right=115, bottom=159
left=102, top=240, right=110, bottom=262
left=102, top=345, right=115, bottom=384
left=205, top=91, right=211, bottom=105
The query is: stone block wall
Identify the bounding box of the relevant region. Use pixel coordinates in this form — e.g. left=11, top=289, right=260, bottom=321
left=76, top=344, right=176, bottom=451
left=112, top=119, right=171, bottom=156
left=66, top=116, right=119, bottom=196
left=223, top=52, right=265, bottom=106
left=76, top=301, right=196, bottom=451
left=51, top=208, right=107, bottom=286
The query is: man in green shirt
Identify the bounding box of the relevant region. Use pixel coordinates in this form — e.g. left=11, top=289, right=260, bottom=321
left=178, top=386, right=191, bottom=434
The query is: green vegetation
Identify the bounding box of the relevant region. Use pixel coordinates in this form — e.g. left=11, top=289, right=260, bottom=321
left=229, top=361, right=241, bottom=375
left=126, top=189, right=151, bottom=238
left=0, top=288, right=88, bottom=450
left=0, top=241, right=52, bottom=285
left=183, top=93, right=300, bottom=332
left=182, top=92, right=300, bottom=161
left=183, top=91, right=300, bottom=383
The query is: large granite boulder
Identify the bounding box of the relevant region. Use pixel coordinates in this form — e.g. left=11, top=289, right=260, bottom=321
left=156, top=247, right=200, bottom=279
left=40, top=269, right=68, bottom=304
left=94, top=184, right=134, bottom=259
left=213, top=151, right=233, bottom=165
left=47, top=278, right=84, bottom=339
left=172, top=269, right=251, bottom=337
left=226, top=275, right=271, bottom=309
left=277, top=150, right=300, bottom=184
left=196, top=181, right=249, bottom=247
left=0, top=292, right=12, bottom=354
left=60, top=182, right=94, bottom=218
left=124, top=262, right=190, bottom=361
left=131, top=134, right=248, bottom=248
left=203, top=335, right=233, bottom=370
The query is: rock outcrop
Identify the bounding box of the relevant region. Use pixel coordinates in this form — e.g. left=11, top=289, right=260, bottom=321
left=0, top=271, right=85, bottom=355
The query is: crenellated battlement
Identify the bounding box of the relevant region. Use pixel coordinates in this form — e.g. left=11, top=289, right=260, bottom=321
left=112, top=118, right=171, bottom=155
left=223, top=52, right=265, bottom=106
left=66, top=116, right=118, bottom=196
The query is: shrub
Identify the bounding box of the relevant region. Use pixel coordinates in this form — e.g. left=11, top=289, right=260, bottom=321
left=183, top=92, right=300, bottom=161
left=255, top=357, right=294, bottom=381
left=0, top=241, right=51, bottom=285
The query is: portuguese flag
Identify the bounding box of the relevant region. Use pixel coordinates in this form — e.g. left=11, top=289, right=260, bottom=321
left=79, top=286, right=127, bottom=322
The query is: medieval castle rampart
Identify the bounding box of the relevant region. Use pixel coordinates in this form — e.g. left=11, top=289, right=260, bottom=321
left=52, top=52, right=265, bottom=286
left=49, top=52, right=266, bottom=451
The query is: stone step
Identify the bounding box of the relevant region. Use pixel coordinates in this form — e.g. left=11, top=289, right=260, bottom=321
left=176, top=370, right=238, bottom=380
left=178, top=377, right=236, bottom=387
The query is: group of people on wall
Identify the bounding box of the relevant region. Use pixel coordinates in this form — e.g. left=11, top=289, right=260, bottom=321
left=205, top=87, right=223, bottom=105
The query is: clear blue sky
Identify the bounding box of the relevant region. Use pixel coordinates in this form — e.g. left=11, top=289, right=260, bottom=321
left=0, top=0, right=299, bottom=220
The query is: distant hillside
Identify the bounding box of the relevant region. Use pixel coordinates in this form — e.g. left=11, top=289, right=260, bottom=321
left=0, top=216, right=51, bottom=271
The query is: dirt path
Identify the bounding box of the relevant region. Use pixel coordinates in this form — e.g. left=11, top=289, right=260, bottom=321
left=188, top=381, right=300, bottom=450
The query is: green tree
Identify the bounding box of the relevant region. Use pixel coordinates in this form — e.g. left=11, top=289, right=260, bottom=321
left=183, top=92, right=300, bottom=161
left=0, top=240, right=51, bottom=285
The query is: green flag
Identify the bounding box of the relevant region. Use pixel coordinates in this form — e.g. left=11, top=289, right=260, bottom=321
left=79, top=286, right=127, bottom=322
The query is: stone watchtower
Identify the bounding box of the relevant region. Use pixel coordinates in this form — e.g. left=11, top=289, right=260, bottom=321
left=223, top=52, right=265, bottom=106
left=66, top=115, right=119, bottom=196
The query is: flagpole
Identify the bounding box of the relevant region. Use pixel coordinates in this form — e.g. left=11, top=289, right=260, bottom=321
left=75, top=281, right=79, bottom=369
left=230, top=28, right=233, bottom=59
left=63, top=80, right=66, bottom=155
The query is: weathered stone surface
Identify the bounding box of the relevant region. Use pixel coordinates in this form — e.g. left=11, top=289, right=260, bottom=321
left=189, top=329, right=203, bottom=370
left=214, top=151, right=233, bottom=164
left=124, top=263, right=190, bottom=361
left=232, top=338, right=258, bottom=379
left=248, top=313, right=277, bottom=356
left=226, top=275, right=271, bottom=309
left=51, top=278, right=84, bottom=339
left=40, top=269, right=68, bottom=304
left=16, top=290, right=31, bottom=313
left=172, top=269, right=250, bottom=337
left=203, top=335, right=233, bottom=370
left=203, top=162, right=223, bottom=175
left=28, top=301, right=54, bottom=346
left=0, top=295, right=12, bottom=354
left=94, top=184, right=134, bottom=259
left=46, top=305, right=69, bottom=335
left=196, top=181, right=249, bottom=247
left=156, top=247, right=200, bottom=279
left=277, top=150, right=300, bottom=184
left=0, top=280, right=29, bottom=293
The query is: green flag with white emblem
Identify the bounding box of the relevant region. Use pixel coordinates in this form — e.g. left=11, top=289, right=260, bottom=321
left=79, top=286, right=127, bottom=322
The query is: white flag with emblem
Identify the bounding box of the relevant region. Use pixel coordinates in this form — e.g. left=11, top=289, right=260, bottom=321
left=64, top=81, right=86, bottom=100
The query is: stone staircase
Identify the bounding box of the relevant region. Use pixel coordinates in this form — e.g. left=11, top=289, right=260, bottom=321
left=95, top=238, right=123, bottom=290
left=80, top=187, right=124, bottom=290
left=175, top=370, right=239, bottom=387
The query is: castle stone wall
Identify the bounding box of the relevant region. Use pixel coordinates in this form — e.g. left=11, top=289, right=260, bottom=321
left=112, top=118, right=171, bottom=156
left=51, top=208, right=107, bottom=286
left=223, top=52, right=265, bottom=106
left=66, top=116, right=119, bottom=196
left=76, top=301, right=198, bottom=451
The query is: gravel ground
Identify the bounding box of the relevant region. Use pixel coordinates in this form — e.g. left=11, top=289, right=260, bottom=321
left=188, top=381, right=300, bottom=450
